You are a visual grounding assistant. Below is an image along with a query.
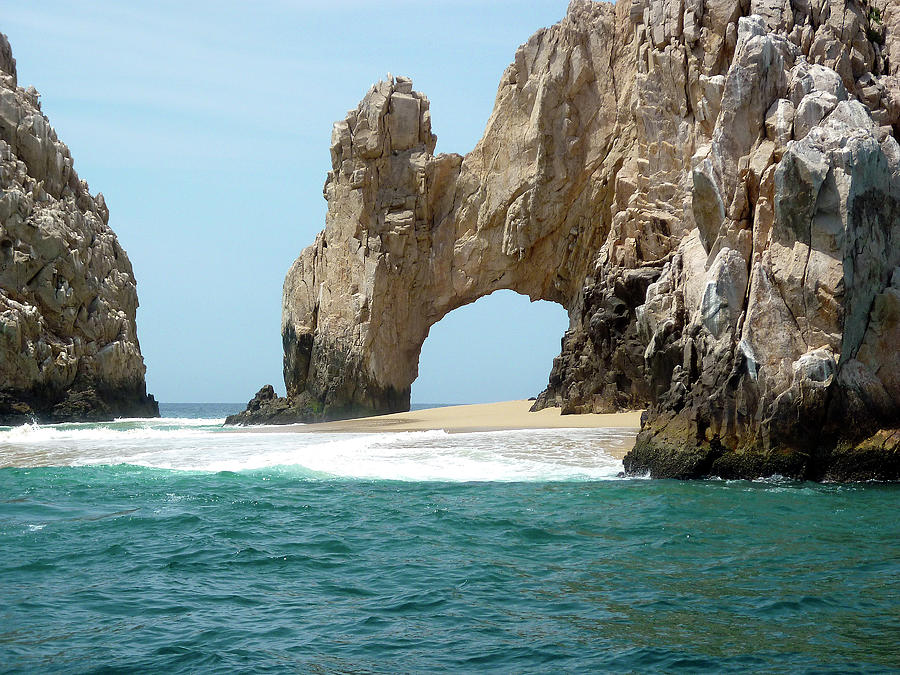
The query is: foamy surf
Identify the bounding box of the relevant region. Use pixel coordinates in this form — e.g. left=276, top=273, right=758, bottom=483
left=0, top=417, right=629, bottom=481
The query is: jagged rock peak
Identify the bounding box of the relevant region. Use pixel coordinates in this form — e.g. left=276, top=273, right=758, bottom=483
left=330, top=75, right=436, bottom=170
left=0, top=32, right=157, bottom=423
left=0, top=32, right=15, bottom=84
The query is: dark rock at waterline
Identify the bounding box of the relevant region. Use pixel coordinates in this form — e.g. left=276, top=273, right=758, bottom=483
left=224, top=383, right=402, bottom=426
left=224, top=385, right=324, bottom=425
left=0, top=381, right=158, bottom=425
left=624, top=428, right=900, bottom=482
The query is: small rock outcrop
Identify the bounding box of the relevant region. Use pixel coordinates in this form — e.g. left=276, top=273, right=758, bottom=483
left=235, top=1, right=899, bottom=480
left=224, top=384, right=324, bottom=426
left=0, top=33, right=157, bottom=424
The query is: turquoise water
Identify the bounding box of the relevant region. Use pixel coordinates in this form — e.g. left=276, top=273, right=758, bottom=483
left=1, top=405, right=898, bottom=673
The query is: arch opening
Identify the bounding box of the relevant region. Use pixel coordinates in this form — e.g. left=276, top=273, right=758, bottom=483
left=411, top=290, right=569, bottom=406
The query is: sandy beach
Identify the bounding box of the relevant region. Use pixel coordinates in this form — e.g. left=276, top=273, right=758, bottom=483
left=237, top=400, right=643, bottom=458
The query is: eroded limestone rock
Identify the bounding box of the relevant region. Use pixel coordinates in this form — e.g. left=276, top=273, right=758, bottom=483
left=0, top=33, right=157, bottom=423
left=625, top=7, right=900, bottom=480
left=236, top=0, right=898, bottom=480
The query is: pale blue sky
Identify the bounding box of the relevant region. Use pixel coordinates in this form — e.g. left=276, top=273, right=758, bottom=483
left=1, top=1, right=571, bottom=404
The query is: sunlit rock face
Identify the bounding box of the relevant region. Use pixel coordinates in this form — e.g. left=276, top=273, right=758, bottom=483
left=247, top=0, right=899, bottom=479
left=0, top=33, right=157, bottom=423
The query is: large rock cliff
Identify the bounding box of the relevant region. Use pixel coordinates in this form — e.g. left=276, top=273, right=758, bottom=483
left=0, top=34, right=157, bottom=423
left=234, top=1, right=899, bottom=480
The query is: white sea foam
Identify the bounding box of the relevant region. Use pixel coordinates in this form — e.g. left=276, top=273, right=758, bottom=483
left=114, top=417, right=229, bottom=426
left=0, top=417, right=630, bottom=481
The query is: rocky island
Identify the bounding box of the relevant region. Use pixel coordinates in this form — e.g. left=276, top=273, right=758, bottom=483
left=230, top=0, right=899, bottom=481
left=0, top=34, right=157, bottom=423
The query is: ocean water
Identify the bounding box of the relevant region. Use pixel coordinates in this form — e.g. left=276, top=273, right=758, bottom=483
left=1, top=404, right=898, bottom=673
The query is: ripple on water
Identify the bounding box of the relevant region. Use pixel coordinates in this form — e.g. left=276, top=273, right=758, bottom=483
left=0, top=446, right=898, bottom=672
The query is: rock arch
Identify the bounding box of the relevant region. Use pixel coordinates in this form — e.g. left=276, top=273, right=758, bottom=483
left=235, top=0, right=900, bottom=481
left=282, top=5, right=630, bottom=419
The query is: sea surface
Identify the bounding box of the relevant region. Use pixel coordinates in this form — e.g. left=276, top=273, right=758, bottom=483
left=1, top=403, right=898, bottom=673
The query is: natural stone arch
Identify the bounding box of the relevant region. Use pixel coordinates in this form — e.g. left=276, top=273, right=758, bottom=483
left=281, top=4, right=631, bottom=420
left=234, top=0, right=900, bottom=480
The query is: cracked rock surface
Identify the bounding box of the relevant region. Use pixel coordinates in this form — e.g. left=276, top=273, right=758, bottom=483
left=236, top=1, right=899, bottom=480
left=0, top=33, right=157, bottom=424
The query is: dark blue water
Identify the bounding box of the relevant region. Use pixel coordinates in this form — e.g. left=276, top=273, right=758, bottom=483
left=2, top=471, right=899, bottom=672
left=0, top=405, right=898, bottom=672
left=158, top=402, right=244, bottom=419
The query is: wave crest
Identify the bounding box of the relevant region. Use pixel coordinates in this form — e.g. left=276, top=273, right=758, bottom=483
left=0, top=418, right=629, bottom=481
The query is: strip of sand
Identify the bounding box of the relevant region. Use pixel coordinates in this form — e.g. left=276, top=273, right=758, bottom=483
left=236, top=400, right=642, bottom=457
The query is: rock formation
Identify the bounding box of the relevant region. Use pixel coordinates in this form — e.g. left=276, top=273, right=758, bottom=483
left=0, top=33, right=157, bottom=424
left=234, top=0, right=899, bottom=480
